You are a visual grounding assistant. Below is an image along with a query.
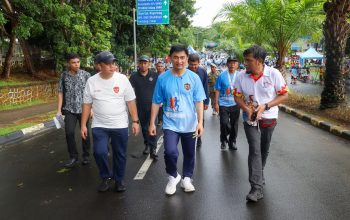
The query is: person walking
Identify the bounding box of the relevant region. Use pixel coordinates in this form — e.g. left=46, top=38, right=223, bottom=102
left=155, top=60, right=166, bottom=126
left=149, top=45, right=206, bottom=196
left=208, top=63, right=219, bottom=115
left=130, top=55, right=158, bottom=159
left=81, top=51, right=140, bottom=193
left=214, top=57, right=241, bottom=150
left=188, top=53, right=209, bottom=148
left=57, top=53, right=91, bottom=168
left=233, top=45, right=288, bottom=202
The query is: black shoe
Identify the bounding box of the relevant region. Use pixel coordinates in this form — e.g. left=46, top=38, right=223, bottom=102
left=143, top=145, right=149, bottom=155
left=228, top=142, right=237, bottom=150
left=82, top=157, right=90, bottom=165
left=64, top=158, right=78, bottom=168
left=246, top=188, right=263, bottom=202
left=150, top=149, right=158, bottom=160
left=220, top=142, right=226, bottom=150
left=97, top=178, right=111, bottom=192
left=114, top=181, right=126, bottom=192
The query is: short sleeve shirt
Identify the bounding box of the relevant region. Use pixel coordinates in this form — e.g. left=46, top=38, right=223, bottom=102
left=233, top=65, right=287, bottom=121
left=58, top=69, right=91, bottom=114
left=208, top=72, right=218, bottom=93
left=129, top=71, right=158, bottom=110
left=84, top=72, right=136, bottom=129
left=215, top=70, right=238, bottom=107
left=152, top=69, right=206, bottom=133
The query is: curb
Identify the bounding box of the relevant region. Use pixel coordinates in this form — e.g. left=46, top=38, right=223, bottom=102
left=279, top=104, right=350, bottom=141
left=0, top=120, right=56, bottom=147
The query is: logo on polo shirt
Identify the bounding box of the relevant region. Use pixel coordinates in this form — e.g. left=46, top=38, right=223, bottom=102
left=113, top=86, right=119, bottom=94
left=149, top=77, right=153, bottom=81
left=184, top=83, right=191, bottom=90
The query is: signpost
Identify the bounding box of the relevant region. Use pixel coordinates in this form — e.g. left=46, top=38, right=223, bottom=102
left=136, top=0, right=170, bottom=25
left=133, top=1, right=170, bottom=69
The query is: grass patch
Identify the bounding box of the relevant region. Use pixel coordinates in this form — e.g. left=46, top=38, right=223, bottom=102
left=0, top=111, right=56, bottom=136
left=0, top=123, right=37, bottom=136
left=0, top=71, right=59, bottom=87
left=0, top=99, right=47, bottom=111
left=285, top=92, right=350, bottom=129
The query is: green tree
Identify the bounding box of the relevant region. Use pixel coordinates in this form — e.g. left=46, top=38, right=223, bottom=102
left=320, top=0, right=350, bottom=109
left=217, top=0, right=324, bottom=73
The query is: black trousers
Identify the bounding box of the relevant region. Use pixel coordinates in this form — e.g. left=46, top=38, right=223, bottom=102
left=219, top=105, right=240, bottom=144
left=138, top=107, right=157, bottom=150
left=64, top=111, right=90, bottom=159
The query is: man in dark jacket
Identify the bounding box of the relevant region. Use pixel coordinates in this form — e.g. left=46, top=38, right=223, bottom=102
left=188, top=53, right=209, bottom=148
left=130, top=55, right=158, bottom=159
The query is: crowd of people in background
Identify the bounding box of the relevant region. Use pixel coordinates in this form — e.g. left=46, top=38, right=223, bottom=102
left=57, top=44, right=288, bottom=203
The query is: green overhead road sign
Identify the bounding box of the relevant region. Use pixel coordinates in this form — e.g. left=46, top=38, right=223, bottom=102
left=136, top=0, right=170, bottom=25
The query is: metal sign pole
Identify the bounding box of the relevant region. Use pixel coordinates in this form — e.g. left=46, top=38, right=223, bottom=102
left=133, top=8, right=137, bottom=71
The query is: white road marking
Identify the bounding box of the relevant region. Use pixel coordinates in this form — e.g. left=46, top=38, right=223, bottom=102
left=134, top=134, right=163, bottom=180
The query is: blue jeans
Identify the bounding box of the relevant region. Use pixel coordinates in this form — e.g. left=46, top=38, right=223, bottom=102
left=92, top=127, right=128, bottom=181
left=163, top=129, right=196, bottom=178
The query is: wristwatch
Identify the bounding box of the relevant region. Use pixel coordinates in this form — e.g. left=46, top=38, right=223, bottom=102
left=132, top=120, right=140, bottom=124
left=265, top=103, right=270, bottom=111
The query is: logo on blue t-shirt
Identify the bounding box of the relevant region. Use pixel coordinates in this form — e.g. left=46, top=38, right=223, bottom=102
left=166, top=97, right=180, bottom=112
left=184, top=83, right=191, bottom=90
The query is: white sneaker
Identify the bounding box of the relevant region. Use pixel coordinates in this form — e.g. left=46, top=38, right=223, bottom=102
left=180, top=177, right=195, bottom=192
left=165, top=173, right=181, bottom=195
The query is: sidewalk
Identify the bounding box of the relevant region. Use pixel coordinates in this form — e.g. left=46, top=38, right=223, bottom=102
left=0, top=102, right=57, bottom=127
left=0, top=102, right=57, bottom=146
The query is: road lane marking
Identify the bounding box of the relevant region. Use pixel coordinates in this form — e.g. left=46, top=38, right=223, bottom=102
left=134, top=134, right=163, bottom=180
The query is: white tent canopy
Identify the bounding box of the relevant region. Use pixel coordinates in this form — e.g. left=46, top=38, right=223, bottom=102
left=300, top=48, right=323, bottom=65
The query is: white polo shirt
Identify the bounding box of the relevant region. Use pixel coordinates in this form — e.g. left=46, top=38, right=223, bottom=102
left=84, top=72, right=136, bottom=128
left=233, top=65, right=287, bottom=120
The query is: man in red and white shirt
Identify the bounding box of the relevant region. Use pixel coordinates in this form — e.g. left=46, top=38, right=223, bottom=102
left=233, top=45, right=288, bottom=202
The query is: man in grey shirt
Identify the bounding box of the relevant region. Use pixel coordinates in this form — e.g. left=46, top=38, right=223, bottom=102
left=57, top=53, right=91, bottom=168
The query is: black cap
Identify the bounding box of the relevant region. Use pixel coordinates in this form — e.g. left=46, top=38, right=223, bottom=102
left=227, top=56, right=238, bottom=63
left=95, top=51, right=117, bottom=64
left=138, top=55, right=150, bottom=62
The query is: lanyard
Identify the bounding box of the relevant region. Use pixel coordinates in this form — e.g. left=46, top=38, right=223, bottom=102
left=227, top=71, right=236, bottom=89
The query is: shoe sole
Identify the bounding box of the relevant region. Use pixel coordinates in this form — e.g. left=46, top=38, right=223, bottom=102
left=246, top=195, right=263, bottom=202
left=180, top=182, right=195, bottom=192
left=98, top=187, right=110, bottom=192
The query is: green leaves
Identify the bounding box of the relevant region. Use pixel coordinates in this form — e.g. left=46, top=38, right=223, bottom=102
left=216, top=0, right=324, bottom=67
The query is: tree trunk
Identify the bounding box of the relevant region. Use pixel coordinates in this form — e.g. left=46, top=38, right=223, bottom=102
left=275, top=43, right=288, bottom=79
left=320, top=1, right=350, bottom=109
left=1, top=29, right=16, bottom=79
left=19, top=39, right=36, bottom=76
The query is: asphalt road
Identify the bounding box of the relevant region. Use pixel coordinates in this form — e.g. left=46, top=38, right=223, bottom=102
left=1, top=109, right=350, bottom=220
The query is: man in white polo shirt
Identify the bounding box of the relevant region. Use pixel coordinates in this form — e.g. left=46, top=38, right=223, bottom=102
left=81, top=51, right=140, bottom=193
left=233, top=45, right=288, bottom=202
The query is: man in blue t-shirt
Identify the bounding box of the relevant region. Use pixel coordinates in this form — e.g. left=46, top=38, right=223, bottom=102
left=215, top=57, right=241, bottom=150
left=149, top=45, right=206, bottom=196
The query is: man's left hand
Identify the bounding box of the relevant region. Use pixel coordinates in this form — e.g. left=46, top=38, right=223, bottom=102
left=132, top=123, right=140, bottom=136
left=255, top=104, right=266, bottom=120
left=195, top=123, right=204, bottom=137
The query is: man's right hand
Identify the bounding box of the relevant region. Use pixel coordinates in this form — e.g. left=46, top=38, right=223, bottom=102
left=149, top=123, right=157, bottom=136
left=215, top=103, right=219, bottom=113
left=56, top=111, right=62, bottom=117
left=81, top=126, right=88, bottom=140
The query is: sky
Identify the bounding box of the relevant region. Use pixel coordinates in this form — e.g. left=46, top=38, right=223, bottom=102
left=191, top=0, right=241, bottom=27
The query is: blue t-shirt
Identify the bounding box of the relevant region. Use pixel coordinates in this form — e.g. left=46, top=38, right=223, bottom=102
left=152, top=69, right=206, bottom=133
left=215, top=70, right=238, bottom=107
